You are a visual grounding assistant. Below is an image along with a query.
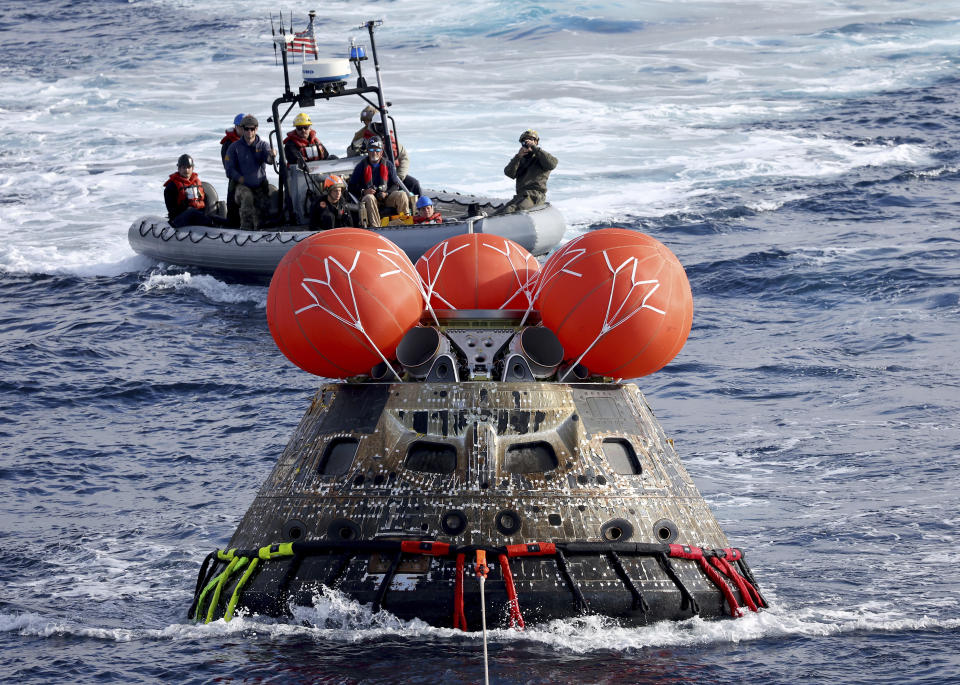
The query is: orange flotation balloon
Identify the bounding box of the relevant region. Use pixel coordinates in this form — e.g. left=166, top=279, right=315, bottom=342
left=416, top=233, right=540, bottom=310
left=267, top=228, right=424, bottom=377
left=535, top=228, right=693, bottom=379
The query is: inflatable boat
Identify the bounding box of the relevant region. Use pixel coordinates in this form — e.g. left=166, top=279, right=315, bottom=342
left=128, top=180, right=566, bottom=277
left=128, top=15, right=565, bottom=278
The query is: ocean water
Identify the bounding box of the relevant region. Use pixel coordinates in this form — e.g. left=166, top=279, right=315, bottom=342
left=2, top=0, right=960, bottom=682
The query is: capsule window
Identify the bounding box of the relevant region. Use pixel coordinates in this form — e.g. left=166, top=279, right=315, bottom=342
left=602, top=438, right=641, bottom=475
left=318, top=438, right=360, bottom=476
left=504, top=441, right=558, bottom=474
left=405, top=441, right=457, bottom=474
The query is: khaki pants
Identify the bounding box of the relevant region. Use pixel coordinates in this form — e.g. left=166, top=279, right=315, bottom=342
left=359, top=191, right=410, bottom=227
left=235, top=182, right=271, bottom=230
left=499, top=190, right=545, bottom=214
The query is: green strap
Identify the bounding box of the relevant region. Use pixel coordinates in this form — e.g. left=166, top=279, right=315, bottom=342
left=205, top=556, right=249, bottom=624
left=225, top=558, right=260, bottom=621
left=193, top=544, right=292, bottom=623
left=195, top=562, right=232, bottom=622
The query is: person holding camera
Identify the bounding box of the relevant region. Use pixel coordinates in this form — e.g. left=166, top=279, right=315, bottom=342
left=499, top=129, right=558, bottom=214
left=347, top=136, right=410, bottom=227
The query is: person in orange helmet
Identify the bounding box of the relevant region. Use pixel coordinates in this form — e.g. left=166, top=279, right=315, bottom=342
left=309, top=174, right=352, bottom=230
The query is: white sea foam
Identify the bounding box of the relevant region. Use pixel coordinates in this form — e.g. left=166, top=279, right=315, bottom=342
left=140, top=271, right=268, bottom=306
left=5, top=595, right=960, bottom=651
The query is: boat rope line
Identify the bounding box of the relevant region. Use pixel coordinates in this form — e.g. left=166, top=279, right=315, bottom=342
left=188, top=539, right=766, bottom=627
left=139, top=221, right=307, bottom=247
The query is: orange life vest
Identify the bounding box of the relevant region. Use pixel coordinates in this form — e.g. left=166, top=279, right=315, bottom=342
left=165, top=172, right=205, bottom=210
left=219, top=129, right=241, bottom=145
left=413, top=212, right=443, bottom=225
left=284, top=129, right=328, bottom=163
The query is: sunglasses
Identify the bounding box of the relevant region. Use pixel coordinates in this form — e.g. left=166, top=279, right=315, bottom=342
left=295, top=126, right=309, bottom=131
left=243, top=126, right=257, bottom=131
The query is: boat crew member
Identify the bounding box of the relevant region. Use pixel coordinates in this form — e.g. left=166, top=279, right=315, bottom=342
left=225, top=115, right=277, bottom=231
left=498, top=129, right=557, bottom=214
left=347, top=136, right=410, bottom=228
left=163, top=154, right=222, bottom=228
left=309, top=174, right=352, bottom=231
left=219, top=113, right=245, bottom=227
left=346, top=105, right=377, bottom=157
left=413, top=196, right=442, bottom=224
left=365, top=112, right=421, bottom=196
left=283, top=112, right=332, bottom=167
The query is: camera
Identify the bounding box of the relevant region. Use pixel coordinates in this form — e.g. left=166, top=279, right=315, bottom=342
left=522, top=140, right=536, bottom=150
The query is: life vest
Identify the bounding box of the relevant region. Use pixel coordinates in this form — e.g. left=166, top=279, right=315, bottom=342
left=220, top=129, right=241, bottom=145
left=165, top=172, right=205, bottom=210
left=364, top=129, right=400, bottom=160
left=362, top=160, right=390, bottom=188
left=413, top=213, right=443, bottom=225
left=284, top=129, right=328, bottom=164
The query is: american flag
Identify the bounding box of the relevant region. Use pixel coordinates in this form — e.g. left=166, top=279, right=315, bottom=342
left=291, top=29, right=318, bottom=57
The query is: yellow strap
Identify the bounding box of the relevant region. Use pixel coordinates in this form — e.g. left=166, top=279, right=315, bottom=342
left=205, top=556, right=248, bottom=624
left=225, top=558, right=260, bottom=621
left=258, top=542, right=294, bottom=560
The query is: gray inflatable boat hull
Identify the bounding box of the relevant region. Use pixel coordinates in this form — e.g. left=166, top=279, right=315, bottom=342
left=129, top=199, right=565, bottom=277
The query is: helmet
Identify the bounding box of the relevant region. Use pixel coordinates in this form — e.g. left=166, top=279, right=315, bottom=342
left=233, top=113, right=245, bottom=126
left=519, top=129, right=539, bottom=143
left=371, top=111, right=383, bottom=125
left=177, top=154, right=194, bottom=168
left=366, top=136, right=383, bottom=151
left=360, top=105, right=376, bottom=123
left=416, top=196, right=433, bottom=209
left=323, top=174, right=346, bottom=191
left=293, top=112, right=312, bottom=127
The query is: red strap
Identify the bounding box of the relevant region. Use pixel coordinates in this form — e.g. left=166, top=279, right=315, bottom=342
left=452, top=553, right=467, bottom=631
left=506, top=542, right=556, bottom=557
left=400, top=540, right=451, bottom=556
left=696, top=556, right=742, bottom=617
left=668, top=544, right=704, bottom=561
left=497, top=553, right=525, bottom=630
left=710, top=556, right=761, bottom=612
left=720, top=547, right=742, bottom=562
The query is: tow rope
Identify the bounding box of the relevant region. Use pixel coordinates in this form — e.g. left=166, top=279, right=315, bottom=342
left=189, top=539, right=766, bottom=627
left=476, top=551, right=490, bottom=685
